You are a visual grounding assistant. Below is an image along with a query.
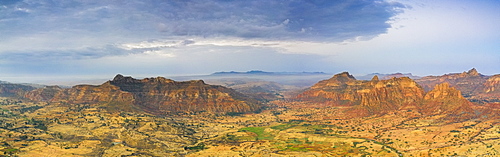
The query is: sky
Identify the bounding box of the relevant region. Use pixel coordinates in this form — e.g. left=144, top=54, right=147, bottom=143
left=0, top=0, right=499, bottom=83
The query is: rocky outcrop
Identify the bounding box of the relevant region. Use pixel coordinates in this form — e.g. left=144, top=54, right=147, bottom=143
left=469, top=74, right=500, bottom=103
left=483, top=74, right=500, bottom=93
left=416, top=68, right=499, bottom=104
left=109, top=74, right=261, bottom=114
left=26, top=75, right=262, bottom=115
left=297, top=72, right=475, bottom=118
left=420, top=83, right=474, bottom=118
left=416, top=68, right=487, bottom=94
left=297, top=72, right=424, bottom=115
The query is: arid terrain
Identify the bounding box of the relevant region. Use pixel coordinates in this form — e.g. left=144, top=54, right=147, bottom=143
left=0, top=69, right=499, bottom=156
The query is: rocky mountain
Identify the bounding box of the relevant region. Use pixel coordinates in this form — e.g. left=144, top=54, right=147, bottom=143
left=420, top=83, right=475, bottom=119
left=416, top=68, right=498, bottom=104
left=297, top=72, right=475, bottom=117
left=471, top=74, right=500, bottom=103
left=26, top=75, right=262, bottom=115
left=416, top=68, right=487, bottom=93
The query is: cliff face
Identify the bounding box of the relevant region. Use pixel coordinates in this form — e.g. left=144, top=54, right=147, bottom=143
left=483, top=74, right=500, bottom=94
left=297, top=72, right=474, bottom=117
left=297, top=72, right=424, bottom=115
left=416, top=68, right=487, bottom=95
left=421, top=83, right=474, bottom=118
left=471, top=74, right=500, bottom=103
left=416, top=68, right=499, bottom=104
left=26, top=75, right=262, bottom=115
left=109, top=74, right=261, bottom=114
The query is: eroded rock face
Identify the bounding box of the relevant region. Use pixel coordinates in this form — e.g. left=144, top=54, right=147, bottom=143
left=109, top=74, right=261, bottom=114
left=421, top=83, right=474, bottom=117
left=416, top=68, right=499, bottom=104
left=416, top=68, right=487, bottom=94
left=297, top=72, right=425, bottom=115
left=481, top=74, right=500, bottom=95
left=26, top=75, right=262, bottom=115
left=297, top=72, right=476, bottom=118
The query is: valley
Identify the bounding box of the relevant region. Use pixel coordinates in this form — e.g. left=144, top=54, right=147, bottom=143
left=0, top=69, right=499, bottom=156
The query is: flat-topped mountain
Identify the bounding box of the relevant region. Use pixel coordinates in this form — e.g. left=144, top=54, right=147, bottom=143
left=26, top=75, right=262, bottom=115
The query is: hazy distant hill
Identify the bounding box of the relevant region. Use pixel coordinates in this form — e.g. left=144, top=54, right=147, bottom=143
left=172, top=70, right=333, bottom=88
left=356, top=72, right=421, bottom=80
left=0, top=80, right=37, bottom=97
left=170, top=71, right=334, bottom=101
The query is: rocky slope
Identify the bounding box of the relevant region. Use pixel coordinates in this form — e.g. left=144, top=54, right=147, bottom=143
left=297, top=72, right=474, bottom=117
left=416, top=68, right=487, bottom=95
left=416, top=68, right=499, bottom=104
left=26, top=75, right=262, bottom=115
left=471, top=74, right=500, bottom=103
left=0, top=83, right=36, bottom=97
left=420, top=83, right=475, bottom=119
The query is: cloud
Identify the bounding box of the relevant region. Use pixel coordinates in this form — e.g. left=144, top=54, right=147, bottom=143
left=0, top=0, right=407, bottom=77
left=1, top=0, right=405, bottom=42
left=0, top=45, right=133, bottom=62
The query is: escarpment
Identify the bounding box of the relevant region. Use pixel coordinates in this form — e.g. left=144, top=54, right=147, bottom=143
left=26, top=74, right=262, bottom=115
left=297, top=72, right=475, bottom=117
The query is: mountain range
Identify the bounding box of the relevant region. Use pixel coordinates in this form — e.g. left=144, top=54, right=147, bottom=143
left=25, top=74, right=262, bottom=115
left=1, top=68, right=499, bottom=156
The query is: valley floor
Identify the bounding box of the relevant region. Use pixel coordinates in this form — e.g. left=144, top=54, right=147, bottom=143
left=1, top=97, right=499, bottom=156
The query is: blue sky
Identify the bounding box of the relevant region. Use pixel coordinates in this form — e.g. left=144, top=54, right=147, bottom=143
left=0, top=0, right=499, bottom=83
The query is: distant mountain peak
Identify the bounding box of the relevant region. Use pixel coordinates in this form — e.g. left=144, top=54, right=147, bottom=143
left=465, top=68, right=480, bottom=76
left=211, top=70, right=327, bottom=75
left=333, top=72, right=356, bottom=80
left=112, top=74, right=136, bottom=82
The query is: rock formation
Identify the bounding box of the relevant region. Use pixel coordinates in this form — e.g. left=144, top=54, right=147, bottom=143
left=420, top=83, right=474, bottom=118
left=470, top=74, right=500, bottom=103
left=26, top=75, right=262, bottom=115
left=416, top=68, right=487, bottom=94
left=297, top=72, right=425, bottom=115
left=416, top=68, right=498, bottom=104
left=297, top=72, right=475, bottom=118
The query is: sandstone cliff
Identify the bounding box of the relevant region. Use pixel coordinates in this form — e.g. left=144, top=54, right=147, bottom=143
left=416, top=68, right=487, bottom=95
left=416, top=68, right=499, bottom=104
left=26, top=75, right=262, bottom=115
left=109, top=74, right=261, bottom=114
left=297, top=72, right=475, bottom=118
left=421, top=83, right=474, bottom=118
left=297, top=72, right=424, bottom=115
left=470, top=74, right=500, bottom=103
